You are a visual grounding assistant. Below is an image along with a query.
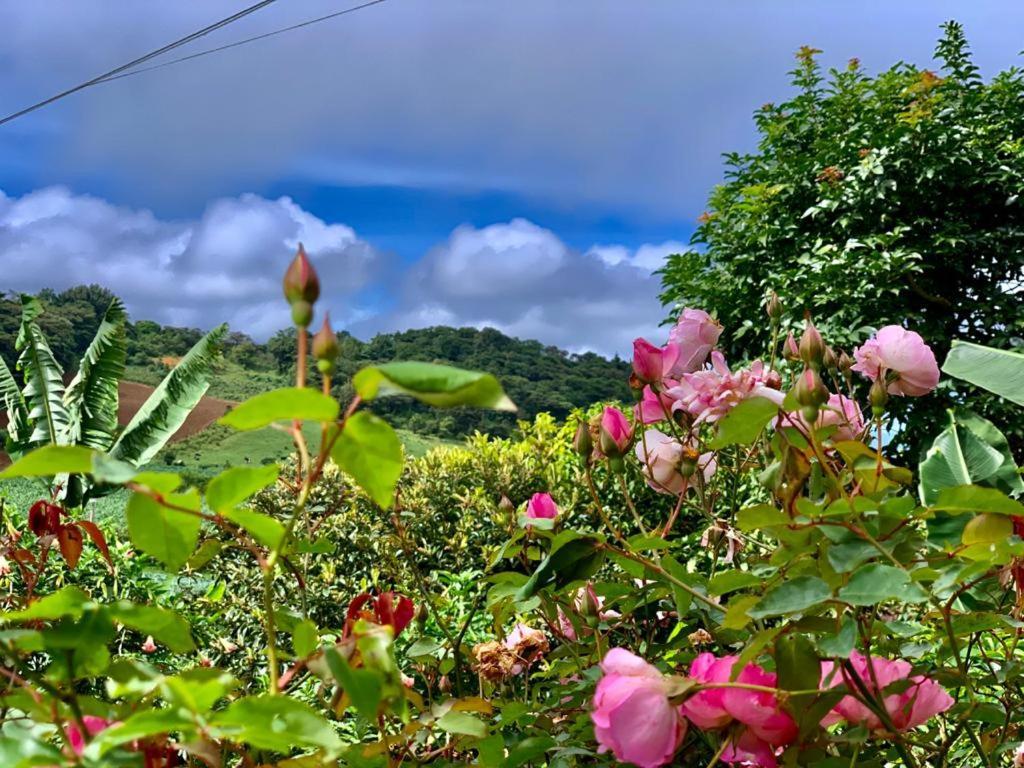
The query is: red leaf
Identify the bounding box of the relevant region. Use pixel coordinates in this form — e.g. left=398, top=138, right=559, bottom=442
left=28, top=501, right=62, bottom=537
left=74, top=520, right=113, bottom=571
left=56, top=525, right=84, bottom=570
left=375, top=592, right=415, bottom=637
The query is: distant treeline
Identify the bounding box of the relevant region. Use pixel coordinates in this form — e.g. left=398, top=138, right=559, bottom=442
left=0, top=285, right=630, bottom=438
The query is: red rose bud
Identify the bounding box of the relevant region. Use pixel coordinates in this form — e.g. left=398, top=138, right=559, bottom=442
left=375, top=592, right=415, bottom=637
left=283, top=243, right=320, bottom=309
left=312, top=313, right=339, bottom=374
left=598, top=406, right=633, bottom=458
left=765, top=291, right=783, bottom=321
left=799, top=318, right=826, bottom=369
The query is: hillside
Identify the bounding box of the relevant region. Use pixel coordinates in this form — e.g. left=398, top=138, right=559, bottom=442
left=1, top=285, right=630, bottom=439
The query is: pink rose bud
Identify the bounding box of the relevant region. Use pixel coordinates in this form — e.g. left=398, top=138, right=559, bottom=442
left=282, top=243, right=320, bottom=305
left=667, top=309, right=723, bottom=375
left=793, top=368, right=829, bottom=422
left=798, top=318, right=826, bottom=369
left=632, top=338, right=681, bottom=384
left=525, top=492, right=559, bottom=523
left=598, top=407, right=633, bottom=458
left=592, top=648, right=687, bottom=768
left=852, top=325, right=939, bottom=396
left=782, top=331, right=800, bottom=362
left=65, top=716, right=116, bottom=756
left=141, top=636, right=157, bottom=654
left=312, top=313, right=339, bottom=374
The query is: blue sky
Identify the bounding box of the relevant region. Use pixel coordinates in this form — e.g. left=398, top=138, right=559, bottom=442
left=2, top=0, right=1023, bottom=356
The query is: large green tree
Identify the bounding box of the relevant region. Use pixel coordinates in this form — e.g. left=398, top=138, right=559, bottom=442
left=660, top=22, right=1024, bottom=453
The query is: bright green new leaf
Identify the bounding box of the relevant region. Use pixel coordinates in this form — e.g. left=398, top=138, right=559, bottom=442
left=126, top=489, right=202, bottom=572
left=353, top=361, right=516, bottom=411
left=221, top=507, right=285, bottom=550
left=219, top=387, right=339, bottom=430
left=0, top=586, right=89, bottom=622
left=206, top=464, right=280, bottom=513
left=0, top=445, right=94, bottom=478
left=942, top=340, right=1024, bottom=407
left=326, top=647, right=384, bottom=722
left=108, top=602, right=195, bottom=653
left=293, top=619, right=319, bottom=658
left=212, top=695, right=343, bottom=756
left=437, top=709, right=487, bottom=737
left=747, top=576, right=830, bottom=619
left=837, top=564, right=928, bottom=606
left=330, top=412, right=404, bottom=508
left=933, top=485, right=1024, bottom=516
left=709, top=396, right=779, bottom=449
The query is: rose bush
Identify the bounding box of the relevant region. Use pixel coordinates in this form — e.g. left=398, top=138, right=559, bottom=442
left=0, top=246, right=1022, bottom=767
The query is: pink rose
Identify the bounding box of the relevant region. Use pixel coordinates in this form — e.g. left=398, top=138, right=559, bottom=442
left=820, top=651, right=953, bottom=732
left=777, top=393, right=865, bottom=443
left=721, top=730, right=780, bottom=767
left=667, top=309, right=723, bottom=375
left=66, top=716, right=116, bottom=756
left=633, top=338, right=681, bottom=384
left=666, top=353, right=784, bottom=426
left=680, top=652, right=738, bottom=729
left=721, top=664, right=797, bottom=746
left=635, top=384, right=678, bottom=425
left=525, top=492, right=559, bottom=523
left=598, top=406, right=633, bottom=458
left=852, top=326, right=939, bottom=396
left=634, top=429, right=716, bottom=495
left=592, top=648, right=687, bottom=768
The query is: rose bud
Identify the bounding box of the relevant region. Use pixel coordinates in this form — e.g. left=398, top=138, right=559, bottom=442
left=783, top=331, right=800, bottom=362
left=598, top=407, right=633, bottom=459
left=573, top=420, right=594, bottom=460
left=869, top=377, right=889, bottom=417
left=793, top=368, right=828, bottom=422
left=312, top=313, right=339, bottom=375
left=283, top=243, right=320, bottom=305
left=765, top=291, right=783, bottom=322
left=799, top=318, right=826, bottom=369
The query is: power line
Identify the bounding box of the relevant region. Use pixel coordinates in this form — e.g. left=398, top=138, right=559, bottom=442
left=0, top=0, right=281, bottom=128
left=98, top=0, right=389, bottom=85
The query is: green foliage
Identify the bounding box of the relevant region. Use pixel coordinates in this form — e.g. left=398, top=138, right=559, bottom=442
left=943, top=340, right=1024, bottom=407
left=659, top=23, right=1024, bottom=454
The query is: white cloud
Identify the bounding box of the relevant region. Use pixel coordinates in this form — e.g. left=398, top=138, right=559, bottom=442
left=587, top=241, right=688, bottom=271
left=0, top=186, right=386, bottom=338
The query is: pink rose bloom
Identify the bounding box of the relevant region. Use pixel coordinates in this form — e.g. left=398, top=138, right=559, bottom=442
left=525, top=492, right=559, bottom=523
left=141, top=635, right=158, bottom=654
left=667, top=309, right=723, bottom=375
left=777, top=393, right=865, bottom=443
left=66, top=716, right=116, bottom=756
left=820, top=651, right=953, bottom=732
left=633, top=338, right=681, bottom=384
left=721, top=730, right=781, bottom=768
left=634, top=429, right=716, bottom=495
left=635, top=384, right=679, bottom=424
left=598, top=406, right=633, bottom=457
left=667, top=353, right=784, bottom=425
left=592, top=648, right=687, bottom=768
left=722, top=664, right=797, bottom=746
left=680, top=652, right=738, bottom=730
left=852, top=326, right=939, bottom=396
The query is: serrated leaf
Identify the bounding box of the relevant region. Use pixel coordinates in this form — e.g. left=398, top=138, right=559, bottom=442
left=353, top=362, right=515, bottom=411
left=709, top=396, right=779, bottom=448
left=206, top=464, right=279, bottom=513
left=330, top=412, right=403, bottom=508
left=747, top=576, right=830, bottom=619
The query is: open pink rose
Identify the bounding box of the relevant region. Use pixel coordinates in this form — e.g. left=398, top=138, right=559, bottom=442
left=592, top=648, right=687, bottom=768
left=852, top=326, right=939, bottom=396
left=777, top=393, right=865, bottom=443
left=66, top=716, right=116, bottom=756
left=525, top=492, right=559, bottom=523
left=721, top=729, right=780, bottom=768
left=634, top=429, right=716, bottom=495
left=667, top=353, right=784, bottom=425
left=820, top=651, right=953, bottom=732
left=722, top=664, right=798, bottom=746
left=667, top=309, right=723, bottom=375
left=633, top=338, right=681, bottom=384
left=635, top=384, right=679, bottom=424
left=680, top=652, right=738, bottom=729
left=598, top=406, right=633, bottom=457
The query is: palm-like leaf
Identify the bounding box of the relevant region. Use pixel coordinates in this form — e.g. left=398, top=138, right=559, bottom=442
left=109, top=323, right=227, bottom=467
left=16, top=296, right=69, bottom=446
left=63, top=298, right=127, bottom=450
left=0, top=355, right=31, bottom=454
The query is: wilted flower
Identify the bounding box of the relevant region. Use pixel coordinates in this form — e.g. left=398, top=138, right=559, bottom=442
left=700, top=520, right=743, bottom=563
left=852, top=326, right=939, bottom=396
left=667, top=309, right=723, bottom=376
left=472, top=641, right=519, bottom=682
left=1013, top=742, right=1024, bottom=768
left=504, top=623, right=549, bottom=674
left=591, top=648, right=687, bottom=768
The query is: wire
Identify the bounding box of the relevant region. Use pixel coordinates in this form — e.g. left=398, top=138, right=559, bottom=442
left=0, top=0, right=281, bottom=128
left=98, top=0, right=389, bottom=84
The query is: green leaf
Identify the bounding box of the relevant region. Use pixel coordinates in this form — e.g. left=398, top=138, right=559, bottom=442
left=206, top=464, right=279, bottom=513
left=212, top=695, right=343, bottom=756
left=109, top=324, right=227, bottom=466
left=942, top=340, right=1024, bottom=407
left=932, top=485, right=1024, bottom=516
left=221, top=507, right=285, bottom=550
left=515, top=537, right=605, bottom=600
left=219, top=387, right=339, bottom=431
left=0, top=444, right=94, bottom=478
left=709, top=396, right=779, bottom=448
left=708, top=570, right=762, bottom=596
left=62, top=298, right=126, bottom=450
left=837, top=564, right=928, bottom=606
left=126, top=489, right=202, bottom=572
left=816, top=617, right=857, bottom=658
left=436, top=709, right=487, bottom=737
left=737, top=504, right=789, bottom=532
left=953, top=411, right=1024, bottom=496
left=161, top=667, right=238, bottom=713
left=90, top=452, right=138, bottom=484
left=330, top=412, right=403, bottom=508
left=776, top=634, right=820, bottom=695
left=325, top=647, right=383, bottom=722
left=353, top=361, right=516, bottom=411
left=88, top=709, right=196, bottom=757
left=293, top=619, right=319, bottom=657
left=747, top=576, right=830, bottom=619
left=109, top=602, right=195, bottom=653
left=16, top=295, right=69, bottom=446
left=919, top=411, right=1005, bottom=505
left=0, top=586, right=89, bottom=622
left=0, top=355, right=31, bottom=450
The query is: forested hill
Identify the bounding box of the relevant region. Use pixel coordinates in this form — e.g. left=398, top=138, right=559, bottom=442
left=0, top=285, right=630, bottom=438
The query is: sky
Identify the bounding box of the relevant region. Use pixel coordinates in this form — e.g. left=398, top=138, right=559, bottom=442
left=1, top=1, right=1022, bottom=357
